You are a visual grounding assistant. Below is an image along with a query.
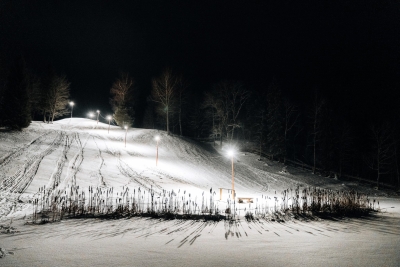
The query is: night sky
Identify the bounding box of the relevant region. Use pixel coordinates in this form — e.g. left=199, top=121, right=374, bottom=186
left=1, top=0, right=399, bottom=121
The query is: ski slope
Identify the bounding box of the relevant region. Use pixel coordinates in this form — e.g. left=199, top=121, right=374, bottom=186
left=0, top=118, right=399, bottom=266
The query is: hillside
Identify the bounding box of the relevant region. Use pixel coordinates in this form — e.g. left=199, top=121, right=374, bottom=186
left=0, top=119, right=399, bottom=266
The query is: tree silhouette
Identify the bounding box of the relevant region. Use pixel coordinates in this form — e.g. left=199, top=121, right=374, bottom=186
left=151, top=68, right=178, bottom=135
left=110, top=72, right=135, bottom=127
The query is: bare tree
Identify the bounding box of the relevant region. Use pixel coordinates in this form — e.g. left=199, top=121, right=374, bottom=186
left=110, top=72, right=134, bottom=111
left=110, top=72, right=135, bottom=127
left=203, top=91, right=218, bottom=145
left=223, top=81, right=249, bottom=141
left=188, top=98, right=206, bottom=139
left=392, top=140, right=399, bottom=189
left=283, top=99, right=300, bottom=163
left=284, top=100, right=299, bottom=143
left=151, top=68, right=178, bottom=135
left=336, top=123, right=353, bottom=177
left=202, top=81, right=248, bottom=146
left=266, top=82, right=285, bottom=161
left=365, top=122, right=394, bottom=189
left=254, top=107, right=267, bottom=160
left=203, top=90, right=227, bottom=146
left=47, top=75, right=70, bottom=123
left=309, top=91, right=325, bottom=174
left=176, top=75, right=188, bottom=136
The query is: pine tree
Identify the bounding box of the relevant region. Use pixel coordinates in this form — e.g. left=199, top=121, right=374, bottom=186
left=0, top=58, right=31, bottom=130
left=114, top=104, right=134, bottom=127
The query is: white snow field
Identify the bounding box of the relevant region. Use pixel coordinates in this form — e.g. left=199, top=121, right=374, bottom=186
left=0, top=118, right=399, bottom=266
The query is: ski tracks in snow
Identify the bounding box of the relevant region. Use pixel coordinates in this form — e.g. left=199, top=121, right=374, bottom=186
left=0, top=130, right=63, bottom=194
left=0, top=131, right=51, bottom=169
left=92, top=135, right=107, bottom=188
left=57, top=131, right=88, bottom=191
left=47, top=132, right=77, bottom=191
left=117, top=159, right=162, bottom=192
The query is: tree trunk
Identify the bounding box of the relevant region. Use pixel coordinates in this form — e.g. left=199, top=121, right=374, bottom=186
left=395, top=147, right=400, bottom=189
left=166, top=109, right=169, bottom=135
left=259, top=131, right=262, bottom=160
left=377, top=157, right=380, bottom=190
left=284, top=128, right=287, bottom=164
left=179, top=107, right=182, bottom=136
left=313, top=137, right=316, bottom=174
left=212, top=112, right=215, bottom=147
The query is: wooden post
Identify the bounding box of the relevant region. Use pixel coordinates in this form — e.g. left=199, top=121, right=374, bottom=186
left=220, top=188, right=222, bottom=200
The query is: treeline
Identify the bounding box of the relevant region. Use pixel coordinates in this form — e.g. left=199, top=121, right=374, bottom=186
left=111, top=69, right=399, bottom=190
left=0, top=57, right=71, bottom=130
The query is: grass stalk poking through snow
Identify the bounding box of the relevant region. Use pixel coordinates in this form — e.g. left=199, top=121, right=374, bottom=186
left=28, top=185, right=376, bottom=224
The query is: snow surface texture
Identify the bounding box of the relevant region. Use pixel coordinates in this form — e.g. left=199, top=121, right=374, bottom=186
left=0, top=118, right=399, bottom=266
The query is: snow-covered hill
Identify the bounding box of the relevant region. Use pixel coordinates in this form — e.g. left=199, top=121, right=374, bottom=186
left=0, top=119, right=399, bottom=266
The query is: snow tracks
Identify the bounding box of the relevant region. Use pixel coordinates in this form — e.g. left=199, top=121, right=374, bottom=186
left=0, top=130, right=63, bottom=194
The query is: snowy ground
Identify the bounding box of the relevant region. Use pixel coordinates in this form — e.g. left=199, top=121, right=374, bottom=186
left=0, top=118, right=399, bottom=266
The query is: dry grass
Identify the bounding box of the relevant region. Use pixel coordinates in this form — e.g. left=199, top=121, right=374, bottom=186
left=29, top=185, right=376, bottom=224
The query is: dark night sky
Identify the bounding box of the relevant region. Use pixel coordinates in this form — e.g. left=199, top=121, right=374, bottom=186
left=1, top=0, right=399, bottom=121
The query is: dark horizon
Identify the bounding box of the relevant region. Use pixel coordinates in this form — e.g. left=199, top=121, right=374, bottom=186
left=1, top=0, right=399, bottom=122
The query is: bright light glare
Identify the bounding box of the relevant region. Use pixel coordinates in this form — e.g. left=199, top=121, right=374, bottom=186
left=97, top=110, right=100, bottom=113
left=155, top=136, right=160, bottom=141
left=124, top=126, right=128, bottom=130
left=88, top=112, right=94, bottom=118
left=69, top=101, right=74, bottom=106
left=107, top=115, right=112, bottom=120
left=227, top=150, right=235, bottom=157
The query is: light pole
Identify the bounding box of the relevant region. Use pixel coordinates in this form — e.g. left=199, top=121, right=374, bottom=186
left=96, top=110, right=100, bottom=124
left=69, top=101, right=74, bottom=118
left=107, top=115, right=112, bottom=133
left=155, top=136, right=160, bottom=166
left=228, top=150, right=235, bottom=199
left=124, top=126, right=128, bottom=147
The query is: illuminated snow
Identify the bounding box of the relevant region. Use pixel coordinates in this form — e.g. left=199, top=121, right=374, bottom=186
left=0, top=118, right=399, bottom=266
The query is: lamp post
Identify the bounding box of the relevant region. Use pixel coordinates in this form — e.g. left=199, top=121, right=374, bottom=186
left=96, top=110, right=100, bottom=124
left=107, top=115, right=112, bottom=133
left=155, top=136, right=160, bottom=166
left=228, top=150, right=235, bottom=199
left=124, top=126, right=128, bottom=147
left=69, top=101, right=74, bottom=118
